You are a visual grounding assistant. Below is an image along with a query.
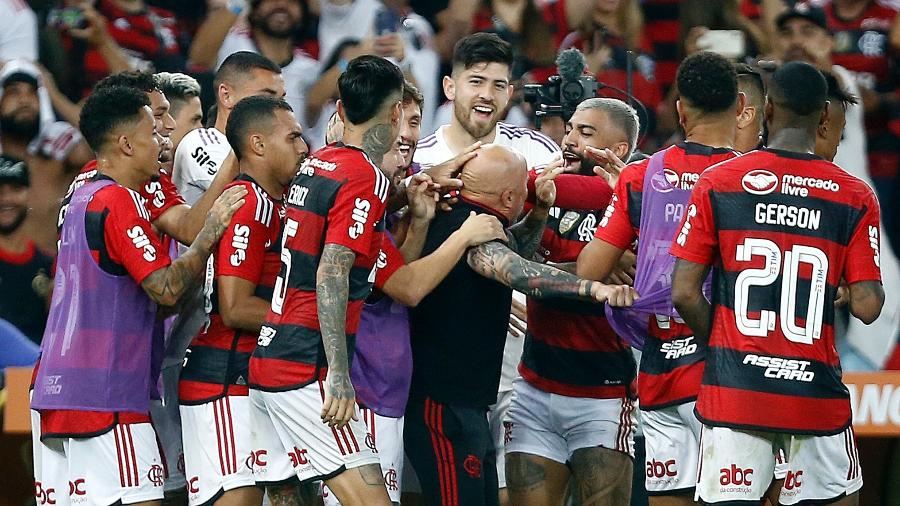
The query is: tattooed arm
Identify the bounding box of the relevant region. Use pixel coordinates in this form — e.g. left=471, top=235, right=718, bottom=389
left=506, top=166, right=563, bottom=258
left=467, top=241, right=636, bottom=306
left=142, top=186, right=246, bottom=307
left=671, top=258, right=713, bottom=341
left=317, top=243, right=359, bottom=429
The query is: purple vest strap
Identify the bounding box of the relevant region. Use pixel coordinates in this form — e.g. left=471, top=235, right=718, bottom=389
left=32, top=179, right=159, bottom=413
left=606, top=148, right=709, bottom=349
left=352, top=294, right=412, bottom=418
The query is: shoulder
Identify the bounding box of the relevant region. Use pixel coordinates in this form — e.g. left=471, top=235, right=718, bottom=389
left=496, top=122, right=560, bottom=154
left=619, top=158, right=650, bottom=186
left=92, top=184, right=150, bottom=221
left=175, top=129, right=230, bottom=164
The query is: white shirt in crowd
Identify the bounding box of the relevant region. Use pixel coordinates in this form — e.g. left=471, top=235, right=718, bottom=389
left=0, top=0, right=37, bottom=62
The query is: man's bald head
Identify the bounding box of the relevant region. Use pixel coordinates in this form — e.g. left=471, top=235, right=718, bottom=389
left=459, top=144, right=528, bottom=221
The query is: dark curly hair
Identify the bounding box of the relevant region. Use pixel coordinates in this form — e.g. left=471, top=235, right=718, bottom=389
left=80, top=86, right=151, bottom=153
left=676, top=52, right=738, bottom=114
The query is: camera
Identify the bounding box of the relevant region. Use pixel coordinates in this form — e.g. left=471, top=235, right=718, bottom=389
left=523, top=49, right=599, bottom=128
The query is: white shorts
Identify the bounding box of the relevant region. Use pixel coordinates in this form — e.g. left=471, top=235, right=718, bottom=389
left=250, top=382, right=379, bottom=483
left=489, top=387, right=514, bottom=488
left=505, top=378, right=636, bottom=466
left=180, top=396, right=256, bottom=505
left=696, top=425, right=862, bottom=505
left=642, top=402, right=702, bottom=494
left=35, top=422, right=165, bottom=505
left=151, top=365, right=186, bottom=493
left=249, top=391, right=299, bottom=485
left=323, top=409, right=404, bottom=504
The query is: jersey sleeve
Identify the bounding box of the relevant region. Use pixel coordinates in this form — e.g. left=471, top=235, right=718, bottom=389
left=843, top=190, right=883, bottom=284
left=669, top=174, right=718, bottom=265
left=324, top=172, right=387, bottom=256
left=373, top=234, right=407, bottom=290
left=527, top=170, right=613, bottom=211
left=100, top=188, right=172, bottom=284
left=593, top=163, right=642, bottom=250
left=215, top=187, right=268, bottom=284
left=172, top=129, right=232, bottom=205
left=140, top=171, right=186, bottom=223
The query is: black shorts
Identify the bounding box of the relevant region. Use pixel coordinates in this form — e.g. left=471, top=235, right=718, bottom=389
left=404, top=397, right=499, bottom=506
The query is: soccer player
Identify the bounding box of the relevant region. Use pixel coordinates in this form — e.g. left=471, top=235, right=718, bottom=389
left=671, top=60, right=884, bottom=506
left=31, top=85, right=244, bottom=506
left=174, top=51, right=286, bottom=205
left=735, top=64, right=766, bottom=153
left=504, top=98, right=640, bottom=505
left=576, top=52, right=742, bottom=504
left=405, top=143, right=636, bottom=506
left=155, top=72, right=203, bottom=166
left=178, top=96, right=307, bottom=506
left=248, top=55, right=404, bottom=505
left=413, top=33, right=560, bottom=499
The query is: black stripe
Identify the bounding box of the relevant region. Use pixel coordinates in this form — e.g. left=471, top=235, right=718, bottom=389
left=255, top=321, right=357, bottom=368
left=181, top=346, right=250, bottom=385
left=710, top=191, right=866, bottom=246
left=287, top=173, right=342, bottom=216
left=638, top=332, right=706, bottom=376
left=627, top=184, right=642, bottom=231
left=530, top=297, right=605, bottom=316
left=702, top=346, right=849, bottom=400
left=521, top=336, right=636, bottom=388
left=287, top=249, right=375, bottom=301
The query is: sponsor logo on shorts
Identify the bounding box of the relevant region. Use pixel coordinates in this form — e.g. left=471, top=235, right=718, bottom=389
left=385, top=468, right=399, bottom=491
left=719, top=464, right=753, bottom=494
left=646, top=459, right=677, bottom=478
left=35, top=481, right=57, bottom=505
left=188, top=476, right=200, bottom=494
left=69, top=478, right=87, bottom=504
left=742, top=169, right=778, bottom=195
left=247, top=449, right=268, bottom=470
left=147, top=464, right=165, bottom=487
left=784, top=470, right=803, bottom=491
left=290, top=447, right=309, bottom=467
left=464, top=454, right=482, bottom=478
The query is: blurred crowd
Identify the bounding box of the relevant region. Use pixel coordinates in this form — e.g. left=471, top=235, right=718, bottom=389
left=1, top=0, right=899, bottom=369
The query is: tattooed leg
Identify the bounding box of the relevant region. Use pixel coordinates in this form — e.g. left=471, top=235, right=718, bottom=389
left=569, top=447, right=632, bottom=506
left=324, top=464, right=391, bottom=506
left=505, top=452, right=569, bottom=506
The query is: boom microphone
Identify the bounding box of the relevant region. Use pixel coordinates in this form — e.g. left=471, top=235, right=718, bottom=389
left=556, top=48, right=587, bottom=82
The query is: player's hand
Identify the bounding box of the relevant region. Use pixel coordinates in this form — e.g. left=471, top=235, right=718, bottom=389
left=407, top=173, right=439, bottom=222
left=459, top=211, right=507, bottom=247
left=373, top=33, right=406, bottom=62
left=589, top=282, right=638, bottom=307
left=69, top=3, right=112, bottom=47
left=835, top=282, right=850, bottom=307
left=534, top=164, right=564, bottom=209
left=585, top=147, right=626, bottom=189
left=204, top=186, right=247, bottom=239
left=605, top=249, right=637, bottom=286
left=507, top=297, right=527, bottom=337
left=424, top=142, right=481, bottom=192
left=321, top=371, right=359, bottom=429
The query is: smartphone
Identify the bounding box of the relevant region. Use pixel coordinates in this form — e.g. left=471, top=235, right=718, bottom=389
left=696, top=30, right=746, bottom=60
left=374, top=8, right=402, bottom=36
left=47, top=7, right=87, bottom=30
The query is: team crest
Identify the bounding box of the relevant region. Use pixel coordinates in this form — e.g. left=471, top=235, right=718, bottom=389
left=559, top=211, right=580, bottom=234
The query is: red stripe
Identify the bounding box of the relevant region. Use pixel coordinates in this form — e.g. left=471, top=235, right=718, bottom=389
left=615, top=399, right=627, bottom=453
left=696, top=425, right=705, bottom=485
left=214, top=400, right=227, bottom=475
left=425, top=399, right=449, bottom=506
left=370, top=410, right=376, bottom=448
left=332, top=426, right=347, bottom=455
left=114, top=426, right=126, bottom=487
left=339, top=427, right=355, bottom=454
left=226, top=396, right=237, bottom=473
left=125, top=425, right=139, bottom=486
left=346, top=422, right=361, bottom=452
left=435, top=402, right=458, bottom=505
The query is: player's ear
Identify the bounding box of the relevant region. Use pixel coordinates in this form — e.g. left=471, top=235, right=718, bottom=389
left=336, top=99, right=346, bottom=124
left=675, top=99, right=686, bottom=129
left=737, top=105, right=755, bottom=129
left=506, top=82, right=514, bottom=100
left=218, top=83, right=232, bottom=110
left=764, top=97, right=774, bottom=126
left=736, top=92, right=747, bottom=117
left=250, top=133, right=265, bottom=157
left=819, top=100, right=831, bottom=129
left=118, top=134, right=133, bottom=156
left=443, top=75, right=455, bottom=101
left=613, top=141, right=629, bottom=161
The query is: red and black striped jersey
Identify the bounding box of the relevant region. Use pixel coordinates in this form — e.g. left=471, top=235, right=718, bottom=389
left=521, top=206, right=636, bottom=398
left=595, top=142, right=737, bottom=410
left=179, top=176, right=283, bottom=404
left=671, top=148, right=882, bottom=435
left=249, top=144, right=390, bottom=391
left=641, top=0, right=681, bottom=92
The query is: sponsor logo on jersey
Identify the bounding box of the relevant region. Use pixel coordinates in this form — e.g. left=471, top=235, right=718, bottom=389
left=780, top=174, right=840, bottom=196
left=661, top=336, right=698, bottom=359
left=143, top=180, right=165, bottom=208
left=377, top=250, right=388, bottom=269
left=869, top=225, right=880, bottom=268
left=743, top=354, right=815, bottom=382
left=127, top=225, right=157, bottom=262
left=191, top=146, right=218, bottom=176
left=258, top=326, right=276, bottom=346
left=559, top=210, right=580, bottom=235
left=741, top=169, right=778, bottom=195
left=300, top=157, right=337, bottom=174
left=230, top=224, right=250, bottom=266
left=599, top=195, right=617, bottom=228
left=677, top=171, right=700, bottom=190
left=349, top=198, right=371, bottom=239
left=675, top=204, right=697, bottom=246
left=663, top=168, right=679, bottom=188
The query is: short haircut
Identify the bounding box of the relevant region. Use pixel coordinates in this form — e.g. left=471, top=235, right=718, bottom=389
left=155, top=72, right=201, bottom=115
left=94, top=71, right=158, bottom=94
left=80, top=86, right=151, bottom=153
left=452, top=32, right=514, bottom=72
left=735, top=63, right=766, bottom=108
left=575, top=98, right=640, bottom=159
left=821, top=70, right=858, bottom=110
left=225, top=95, right=293, bottom=160
left=676, top=52, right=738, bottom=114
left=403, top=80, right=424, bottom=109
left=337, top=56, right=404, bottom=125
left=214, top=51, right=282, bottom=90
left=769, top=61, right=828, bottom=116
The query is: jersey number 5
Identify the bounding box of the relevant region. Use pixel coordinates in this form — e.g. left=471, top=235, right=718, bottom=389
left=734, top=238, right=828, bottom=344
left=271, top=218, right=299, bottom=315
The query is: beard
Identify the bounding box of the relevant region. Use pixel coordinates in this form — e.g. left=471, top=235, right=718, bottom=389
left=251, top=10, right=299, bottom=39
left=0, top=207, right=27, bottom=235
left=453, top=100, right=498, bottom=140
left=563, top=148, right=598, bottom=176
left=0, top=112, right=40, bottom=141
